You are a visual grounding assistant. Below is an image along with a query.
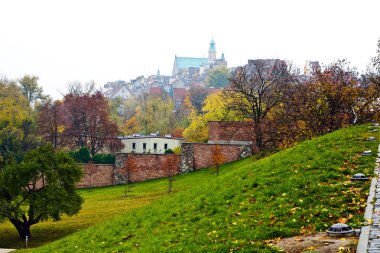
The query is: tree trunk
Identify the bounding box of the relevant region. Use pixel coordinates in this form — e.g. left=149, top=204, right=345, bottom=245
left=254, top=123, right=264, bottom=151
left=9, top=218, right=32, bottom=239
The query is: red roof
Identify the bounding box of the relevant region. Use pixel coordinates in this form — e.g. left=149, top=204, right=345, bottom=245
left=173, top=87, right=186, bottom=102
left=149, top=86, right=163, bottom=96
left=207, top=87, right=222, bottom=94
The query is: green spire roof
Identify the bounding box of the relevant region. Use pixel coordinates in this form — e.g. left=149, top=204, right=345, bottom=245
left=209, top=38, right=216, bottom=52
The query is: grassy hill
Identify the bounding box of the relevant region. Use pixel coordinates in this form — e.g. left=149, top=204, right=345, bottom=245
left=12, top=125, right=380, bottom=252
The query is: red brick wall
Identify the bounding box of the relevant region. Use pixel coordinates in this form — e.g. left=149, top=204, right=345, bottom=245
left=116, top=154, right=180, bottom=183
left=76, top=164, right=114, bottom=188
left=192, top=143, right=250, bottom=170
left=208, top=121, right=254, bottom=142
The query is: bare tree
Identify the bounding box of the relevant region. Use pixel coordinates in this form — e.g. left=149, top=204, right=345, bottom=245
left=66, top=80, right=97, bottom=96
left=226, top=59, right=293, bottom=151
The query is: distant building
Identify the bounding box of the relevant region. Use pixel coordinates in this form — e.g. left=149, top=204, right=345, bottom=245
left=172, top=38, right=227, bottom=78
left=120, top=136, right=182, bottom=154
left=245, top=59, right=287, bottom=76
left=103, top=80, right=132, bottom=100
left=304, top=61, right=321, bottom=76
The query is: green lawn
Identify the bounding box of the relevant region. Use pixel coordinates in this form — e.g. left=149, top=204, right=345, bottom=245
left=0, top=167, right=214, bottom=249
left=1, top=125, right=379, bottom=252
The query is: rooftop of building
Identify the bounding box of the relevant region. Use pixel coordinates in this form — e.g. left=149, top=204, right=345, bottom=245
left=174, top=56, right=209, bottom=69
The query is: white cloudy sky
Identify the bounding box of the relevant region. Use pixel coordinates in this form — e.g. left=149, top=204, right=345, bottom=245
left=0, top=0, right=379, bottom=99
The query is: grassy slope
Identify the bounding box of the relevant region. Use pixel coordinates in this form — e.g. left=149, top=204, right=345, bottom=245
left=0, top=168, right=215, bottom=249
left=17, top=125, right=380, bottom=252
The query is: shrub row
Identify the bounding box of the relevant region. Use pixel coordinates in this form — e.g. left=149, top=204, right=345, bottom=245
left=68, top=147, right=115, bottom=164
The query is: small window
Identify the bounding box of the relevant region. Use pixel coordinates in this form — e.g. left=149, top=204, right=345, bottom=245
left=164, top=143, right=168, bottom=150
left=334, top=228, right=341, bottom=232
left=132, top=143, right=136, bottom=149
left=154, top=143, right=157, bottom=150
left=342, top=227, right=349, bottom=232
left=143, top=143, right=147, bottom=150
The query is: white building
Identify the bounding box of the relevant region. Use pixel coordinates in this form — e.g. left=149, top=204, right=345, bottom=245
left=120, top=136, right=182, bottom=154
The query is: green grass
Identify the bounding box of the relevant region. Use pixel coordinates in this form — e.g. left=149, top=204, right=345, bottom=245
left=0, top=168, right=215, bottom=249
left=2, top=125, right=379, bottom=252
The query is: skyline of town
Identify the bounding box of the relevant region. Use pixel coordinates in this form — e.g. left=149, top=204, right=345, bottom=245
left=1, top=0, right=379, bottom=99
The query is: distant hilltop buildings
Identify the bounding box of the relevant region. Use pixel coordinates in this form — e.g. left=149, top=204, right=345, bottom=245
left=102, top=37, right=321, bottom=107
left=102, top=38, right=227, bottom=107
left=172, top=38, right=227, bottom=78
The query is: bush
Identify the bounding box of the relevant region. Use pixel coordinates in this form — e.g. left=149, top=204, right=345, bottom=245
left=164, top=149, right=174, bottom=154
left=92, top=154, right=115, bottom=164
left=172, top=146, right=181, bottom=155
left=69, top=147, right=91, bottom=163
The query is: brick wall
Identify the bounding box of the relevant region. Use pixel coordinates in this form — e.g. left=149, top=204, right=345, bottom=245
left=208, top=121, right=254, bottom=143
left=114, top=153, right=180, bottom=183
left=76, top=164, right=114, bottom=188
left=181, top=143, right=252, bottom=171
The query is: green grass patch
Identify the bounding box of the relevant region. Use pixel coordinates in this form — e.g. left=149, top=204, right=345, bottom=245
left=2, top=125, right=379, bottom=252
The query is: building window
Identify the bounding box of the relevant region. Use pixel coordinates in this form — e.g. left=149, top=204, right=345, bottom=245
left=132, top=143, right=136, bottom=150
left=153, top=143, right=157, bottom=150
left=164, top=143, right=168, bottom=150
left=143, top=143, right=147, bottom=150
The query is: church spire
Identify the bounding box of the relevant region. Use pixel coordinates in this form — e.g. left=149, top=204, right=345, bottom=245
left=208, top=37, right=216, bottom=62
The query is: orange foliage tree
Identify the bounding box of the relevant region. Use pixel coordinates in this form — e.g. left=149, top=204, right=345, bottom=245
left=211, top=145, right=225, bottom=177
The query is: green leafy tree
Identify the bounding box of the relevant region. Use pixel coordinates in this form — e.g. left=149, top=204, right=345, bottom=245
left=18, top=75, right=47, bottom=106
left=0, top=145, right=83, bottom=239
left=205, top=66, right=230, bottom=88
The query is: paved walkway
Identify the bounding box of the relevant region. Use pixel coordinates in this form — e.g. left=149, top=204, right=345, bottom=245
left=0, top=249, right=15, bottom=253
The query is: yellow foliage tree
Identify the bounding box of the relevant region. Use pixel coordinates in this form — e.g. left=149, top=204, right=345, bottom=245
left=121, top=116, right=140, bottom=136
left=0, top=81, right=31, bottom=153
left=183, top=91, right=240, bottom=142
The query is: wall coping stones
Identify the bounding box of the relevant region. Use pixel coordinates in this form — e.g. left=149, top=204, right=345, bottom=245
left=357, top=143, right=380, bottom=253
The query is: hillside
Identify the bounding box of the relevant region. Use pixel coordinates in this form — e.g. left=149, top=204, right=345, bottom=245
left=23, top=125, right=378, bottom=252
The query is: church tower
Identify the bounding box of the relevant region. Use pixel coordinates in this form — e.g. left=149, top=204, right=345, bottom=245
left=208, top=38, right=216, bottom=63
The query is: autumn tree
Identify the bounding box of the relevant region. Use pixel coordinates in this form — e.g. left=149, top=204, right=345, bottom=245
left=136, top=93, right=175, bottom=135
left=164, top=153, right=178, bottom=193
left=0, top=145, right=83, bottom=239
left=37, top=100, right=63, bottom=149
left=124, top=155, right=136, bottom=197
left=174, top=95, right=195, bottom=128
left=183, top=91, right=240, bottom=142
left=372, top=37, right=380, bottom=74
left=121, top=116, right=140, bottom=136
left=226, top=59, right=293, bottom=150
left=269, top=60, right=380, bottom=148
left=211, top=145, right=225, bottom=177
left=61, top=91, right=123, bottom=156
left=0, top=78, right=33, bottom=158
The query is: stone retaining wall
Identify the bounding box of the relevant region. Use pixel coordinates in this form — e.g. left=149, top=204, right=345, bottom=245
left=180, top=143, right=252, bottom=172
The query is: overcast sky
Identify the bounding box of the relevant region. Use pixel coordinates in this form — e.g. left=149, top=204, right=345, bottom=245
left=0, top=0, right=379, bottom=99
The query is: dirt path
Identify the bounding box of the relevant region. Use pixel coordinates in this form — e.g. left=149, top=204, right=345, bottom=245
left=270, top=232, right=357, bottom=252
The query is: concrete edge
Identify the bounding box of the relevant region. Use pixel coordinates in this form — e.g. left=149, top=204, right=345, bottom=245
left=357, top=143, right=380, bottom=253
left=357, top=226, right=371, bottom=253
